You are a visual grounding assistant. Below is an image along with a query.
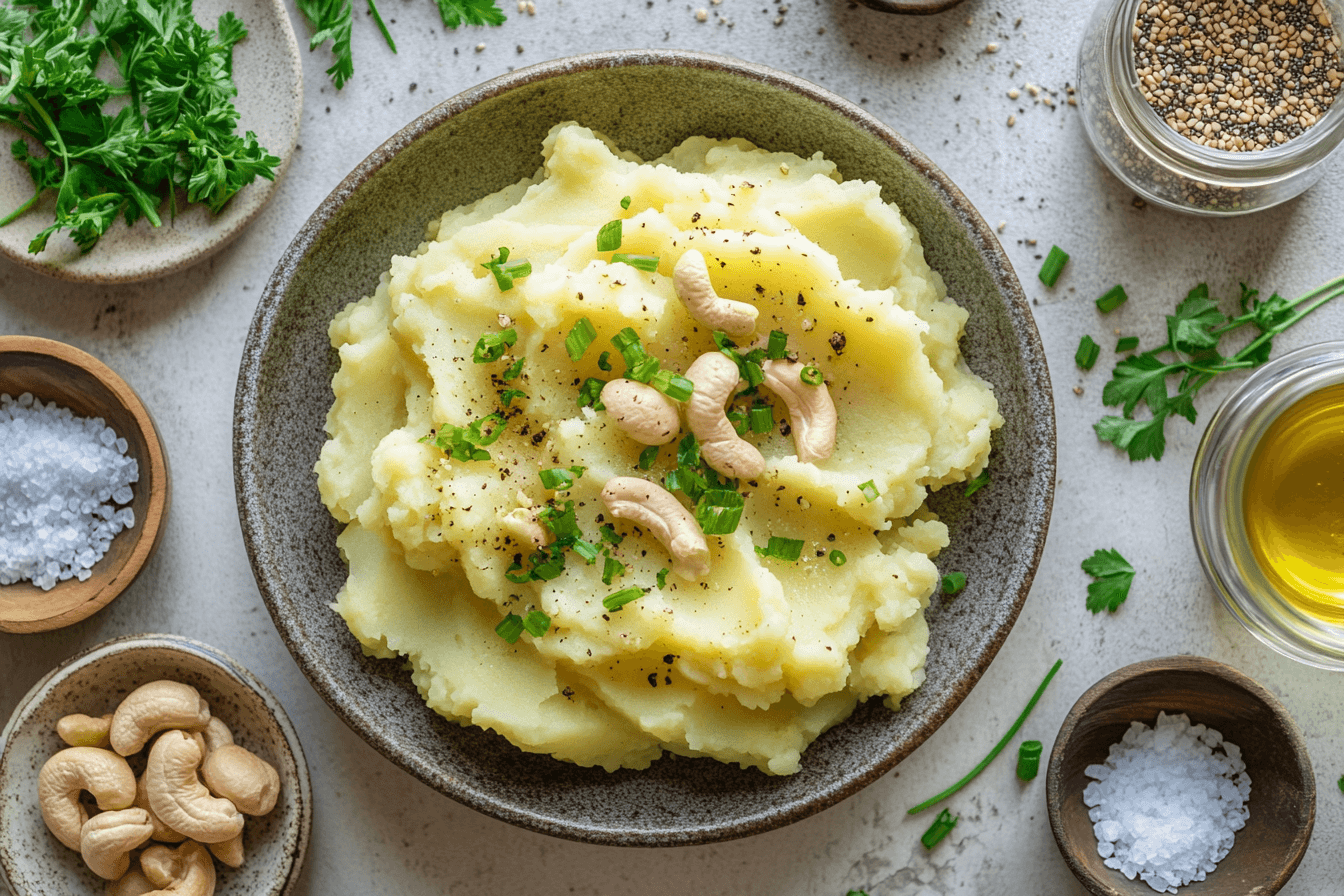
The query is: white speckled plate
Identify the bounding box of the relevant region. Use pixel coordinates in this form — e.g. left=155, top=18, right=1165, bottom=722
left=0, top=0, right=302, bottom=283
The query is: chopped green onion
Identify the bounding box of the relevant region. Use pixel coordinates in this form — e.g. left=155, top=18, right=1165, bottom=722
left=748, top=403, right=774, bottom=434
left=677, top=433, right=701, bottom=468
left=504, top=561, right=531, bottom=584
left=727, top=408, right=748, bottom=435
left=651, top=369, right=694, bottom=401
left=611, top=253, right=660, bottom=273
left=1076, top=335, right=1101, bottom=371
left=755, top=536, right=804, bottom=562
left=1016, top=740, right=1043, bottom=780
left=908, top=658, right=1062, bottom=815
left=711, top=331, right=738, bottom=353
left=603, top=587, right=643, bottom=611
left=628, top=356, right=660, bottom=383
left=601, top=555, right=625, bottom=585
left=656, top=567, right=669, bottom=589
left=528, top=549, right=566, bottom=581
left=1116, top=336, right=1139, bottom=352
left=674, top=467, right=707, bottom=501
left=539, top=468, right=575, bottom=491
left=495, top=613, right=525, bottom=643
left=1338, top=775, right=1343, bottom=794
left=1038, top=245, right=1069, bottom=287
left=941, top=572, right=967, bottom=595
left=695, top=489, right=744, bottom=535
left=596, top=220, right=622, bottom=252
left=540, top=502, right=581, bottom=541
left=565, top=318, right=597, bottom=362
left=597, top=351, right=613, bottom=372
left=473, top=328, right=518, bottom=363
left=468, top=413, right=507, bottom=446
left=743, top=358, right=765, bottom=389
left=800, top=365, right=824, bottom=386
left=920, top=809, right=959, bottom=849
left=500, top=389, right=527, bottom=408
left=612, top=327, right=647, bottom=369
left=502, top=357, right=525, bottom=381
left=523, top=610, right=551, bottom=638
left=637, top=445, right=659, bottom=470
left=858, top=480, right=880, bottom=502
left=829, top=550, right=847, bottom=567
left=964, top=468, right=990, bottom=497
left=1096, top=284, right=1129, bottom=313
left=620, top=195, right=632, bottom=210
left=577, top=377, right=607, bottom=409
left=599, top=524, right=624, bottom=546
left=481, top=247, right=532, bottom=291
left=571, top=539, right=600, bottom=564
left=766, top=329, right=789, bottom=360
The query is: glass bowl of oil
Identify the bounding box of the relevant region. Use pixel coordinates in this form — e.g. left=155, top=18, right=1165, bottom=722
left=1192, top=341, right=1344, bottom=669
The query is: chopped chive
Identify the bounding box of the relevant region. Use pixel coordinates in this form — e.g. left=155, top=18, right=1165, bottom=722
left=570, top=465, right=586, bottom=477
left=467, top=412, right=507, bottom=446
left=597, top=351, right=613, bottom=371
left=1096, top=284, right=1129, bottom=313
left=651, top=369, right=694, bottom=401
left=571, top=539, right=600, bottom=564
left=711, top=331, right=738, bottom=353
left=529, top=550, right=566, bottom=581
left=495, top=613, right=525, bottom=643
left=500, top=388, right=527, bottom=408
left=920, top=809, right=959, bottom=849
left=858, top=480, right=879, bottom=502
left=611, top=253, right=660, bottom=272
left=473, top=328, right=518, bottom=363
left=522, top=610, right=551, bottom=638
left=941, top=572, right=967, bottom=595
left=800, top=365, right=824, bottom=386
left=637, top=445, right=659, bottom=470
left=743, top=358, right=765, bottom=389
left=727, top=408, right=748, bottom=435
left=539, top=468, right=575, bottom=491
left=480, top=247, right=532, bottom=292
left=755, top=535, right=804, bottom=562
left=601, top=555, right=625, bottom=585
left=908, top=659, right=1063, bottom=815
left=620, top=195, right=631, bottom=209
left=502, top=356, right=525, bottom=381
left=504, top=561, right=532, bottom=584
left=677, top=433, right=701, bottom=467
left=603, top=587, right=644, bottom=611
left=565, top=318, right=597, bottom=361
left=540, top=502, right=580, bottom=541
left=656, top=567, right=669, bottom=589
left=599, top=524, right=624, bottom=546
left=829, top=549, right=847, bottom=567
left=695, top=489, right=744, bottom=535
left=612, top=327, right=645, bottom=366
left=1075, top=335, right=1101, bottom=371
left=676, top=467, right=707, bottom=502
left=1116, top=336, right=1139, bottom=352
left=766, top=329, right=788, bottom=360
left=748, top=403, right=774, bottom=433
left=964, top=468, right=990, bottom=497
left=628, top=356, right=660, bottom=383
left=596, top=219, right=622, bottom=252
left=577, top=377, right=607, bottom=410
left=1038, top=245, right=1069, bottom=287
left=1016, top=740, right=1043, bottom=780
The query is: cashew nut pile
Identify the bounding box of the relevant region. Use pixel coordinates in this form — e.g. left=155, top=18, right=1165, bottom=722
left=36, top=679, right=281, bottom=895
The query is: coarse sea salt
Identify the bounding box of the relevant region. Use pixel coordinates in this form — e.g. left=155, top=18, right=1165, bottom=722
left=0, top=392, right=139, bottom=591
left=1083, top=711, right=1250, bottom=894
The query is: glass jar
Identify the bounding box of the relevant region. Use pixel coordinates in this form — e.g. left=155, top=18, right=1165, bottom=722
left=1077, top=0, right=1344, bottom=215
left=1191, top=341, right=1344, bottom=669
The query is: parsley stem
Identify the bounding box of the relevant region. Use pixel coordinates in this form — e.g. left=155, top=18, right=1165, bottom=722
left=906, top=658, right=1062, bottom=815
left=1231, top=277, right=1344, bottom=363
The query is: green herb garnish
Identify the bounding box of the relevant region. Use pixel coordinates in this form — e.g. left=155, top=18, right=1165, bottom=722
left=420, top=412, right=506, bottom=461
left=474, top=328, right=517, bottom=363
left=601, top=555, right=625, bottom=585
left=858, top=480, right=879, bottom=502
left=766, top=329, right=789, bottom=360
left=941, top=572, right=967, bottom=595
left=603, top=586, right=643, bottom=611
left=637, top=445, right=659, bottom=470
left=755, top=536, right=804, bottom=562
left=1083, top=548, right=1135, bottom=613
left=504, top=561, right=531, bottom=584
left=522, top=610, right=550, bottom=637
left=565, top=318, right=597, bottom=361
left=920, top=809, right=958, bottom=849
left=502, top=357, right=525, bottom=381
left=597, top=351, right=613, bottom=372
left=611, top=253, right=659, bottom=272
left=1096, top=284, right=1129, bottom=312
left=599, top=524, right=624, bottom=546
left=1038, top=245, right=1069, bottom=287
left=495, top=613, right=525, bottom=643
left=748, top=403, right=774, bottom=434
left=620, top=195, right=631, bottom=209
left=480, top=247, right=531, bottom=291
left=596, top=219, right=622, bottom=252
left=1016, top=740, right=1042, bottom=780
left=829, top=550, right=846, bottom=567
left=577, top=377, right=606, bottom=409
left=570, top=539, right=600, bottom=564
left=1116, top=336, right=1139, bottom=352
left=1076, top=335, right=1101, bottom=371
left=539, top=468, right=574, bottom=491
left=963, top=468, right=990, bottom=497
left=800, top=365, right=824, bottom=386
left=694, top=489, right=744, bottom=535
left=651, top=369, right=694, bottom=401
left=656, top=567, right=669, bottom=589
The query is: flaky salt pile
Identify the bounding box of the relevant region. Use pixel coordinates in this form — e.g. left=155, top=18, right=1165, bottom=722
left=1083, top=711, right=1251, bottom=894
left=0, top=392, right=139, bottom=591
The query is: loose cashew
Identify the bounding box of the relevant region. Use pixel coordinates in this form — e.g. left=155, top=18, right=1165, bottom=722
left=139, top=841, right=216, bottom=896
left=145, top=730, right=244, bottom=844
left=685, top=351, right=765, bottom=479
left=80, top=808, right=154, bottom=880
left=201, top=744, right=281, bottom=816
left=109, top=681, right=211, bottom=756
left=673, top=249, right=758, bottom=337
left=600, top=379, right=680, bottom=445
left=600, top=477, right=710, bottom=581
left=37, top=747, right=137, bottom=851
left=208, top=830, right=245, bottom=868
left=107, top=866, right=157, bottom=896
left=761, top=359, right=837, bottom=463
left=135, top=772, right=187, bottom=843
left=57, top=713, right=113, bottom=748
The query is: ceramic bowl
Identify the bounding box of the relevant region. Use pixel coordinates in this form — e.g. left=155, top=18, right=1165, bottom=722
left=0, top=0, right=302, bottom=282
left=0, top=634, right=311, bottom=896
left=854, top=0, right=968, bottom=13
left=235, top=49, right=1055, bottom=845
left=0, top=336, right=170, bottom=633
left=1046, top=655, right=1314, bottom=896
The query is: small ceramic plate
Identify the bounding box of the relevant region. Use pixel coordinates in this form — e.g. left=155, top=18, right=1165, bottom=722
left=0, top=634, right=311, bottom=896
left=0, top=0, right=302, bottom=283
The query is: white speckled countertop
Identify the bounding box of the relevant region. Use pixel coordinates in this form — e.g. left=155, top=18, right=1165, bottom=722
left=2, top=1, right=1341, bottom=893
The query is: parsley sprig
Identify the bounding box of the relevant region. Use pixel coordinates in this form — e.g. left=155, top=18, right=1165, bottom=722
left=1094, top=276, right=1344, bottom=461
left=1082, top=548, right=1134, bottom=614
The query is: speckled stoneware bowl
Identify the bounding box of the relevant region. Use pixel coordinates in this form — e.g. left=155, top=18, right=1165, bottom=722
left=854, top=0, right=968, bottom=13
left=0, top=0, right=302, bottom=282
left=235, top=49, right=1055, bottom=846
left=0, top=634, right=311, bottom=896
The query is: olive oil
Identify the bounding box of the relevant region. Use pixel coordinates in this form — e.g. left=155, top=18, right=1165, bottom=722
left=1243, top=383, right=1344, bottom=622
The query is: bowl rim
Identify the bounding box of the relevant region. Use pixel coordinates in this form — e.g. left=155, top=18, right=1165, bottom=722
left=1045, top=654, right=1315, bottom=896
left=0, top=632, right=312, bottom=896
left=0, top=335, right=171, bottom=632
left=235, top=48, right=1055, bottom=845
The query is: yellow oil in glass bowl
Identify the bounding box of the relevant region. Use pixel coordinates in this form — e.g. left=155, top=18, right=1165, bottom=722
left=1242, top=383, right=1344, bottom=622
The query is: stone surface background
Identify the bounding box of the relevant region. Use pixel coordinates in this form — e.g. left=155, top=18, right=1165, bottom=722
left=2, top=1, right=1341, bottom=893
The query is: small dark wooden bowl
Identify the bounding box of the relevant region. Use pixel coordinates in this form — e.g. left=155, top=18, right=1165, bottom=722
left=0, top=336, right=170, bottom=632
left=1047, top=656, right=1315, bottom=896
left=854, top=0, right=967, bottom=14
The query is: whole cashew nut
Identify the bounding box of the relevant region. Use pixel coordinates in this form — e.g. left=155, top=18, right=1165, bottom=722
left=207, top=830, right=245, bottom=869
left=673, top=250, right=758, bottom=337
left=685, top=352, right=765, bottom=480
left=761, top=359, right=837, bottom=463
left=134, top=772, right=187, bottom=843
left=109, top=681, right=211, bottom=757
left=57, top=713, right=112, bottom=748
left=197, top=717, right=234, bottom=754
left=80, top=808, right=154, bottom=880
left=600, top=379, right=680, bottom=446
left=201, top=745, right=281, bottom=816
left=139, top=841, right=216, bottom=896
left=107, top=866, right=157, bottom=896
left=600, top=477, right=710, bottom=581
left=37, top=747, right=137, bottom=851
left=145, top=730, right=244, bottom=844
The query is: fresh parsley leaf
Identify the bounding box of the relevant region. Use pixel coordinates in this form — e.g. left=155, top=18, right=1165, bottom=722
left=963, top=468, right=990, bottom=497
left=1082, top=548, right=1135, bottom=613
left=1165, top=285, right=1225, bottom=354
left=434, top=0, right=506, bottom=27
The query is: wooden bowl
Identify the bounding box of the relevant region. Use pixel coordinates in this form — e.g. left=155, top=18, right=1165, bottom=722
left=1047, top=656, right=1315, bottom=896
left=0, top=336, right=170, bottom=632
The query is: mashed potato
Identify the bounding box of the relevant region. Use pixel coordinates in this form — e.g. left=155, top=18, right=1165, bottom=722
left=315, top=123, right=1001, bottom=775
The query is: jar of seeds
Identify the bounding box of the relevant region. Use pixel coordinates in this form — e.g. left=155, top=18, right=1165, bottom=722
left=1077, top=0, right=1344, bottom=214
